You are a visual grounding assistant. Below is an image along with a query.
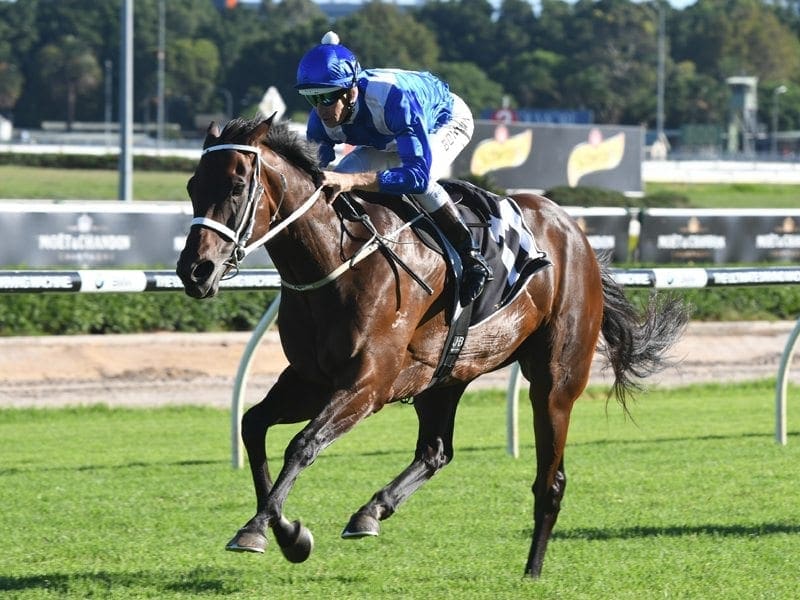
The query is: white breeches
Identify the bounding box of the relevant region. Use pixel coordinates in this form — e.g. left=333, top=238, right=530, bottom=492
left=335, top=93, right=474, bottom=212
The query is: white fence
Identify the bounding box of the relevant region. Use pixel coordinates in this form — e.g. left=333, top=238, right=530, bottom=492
left=0, top=268, right=279, bottom=293
left=1, top=267, right=798, bottom=467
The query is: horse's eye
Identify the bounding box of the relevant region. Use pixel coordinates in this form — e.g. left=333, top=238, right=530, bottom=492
left=232, top=182, right=246, bottom=197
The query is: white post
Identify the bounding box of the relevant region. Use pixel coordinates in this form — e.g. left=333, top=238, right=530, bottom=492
left=775, top=316, right=800, bottom=446
left=506, top=362, right=521, bottom=458
left=231, top=293, right=282, bottom=468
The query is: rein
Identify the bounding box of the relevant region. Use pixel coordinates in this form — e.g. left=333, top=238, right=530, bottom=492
left=281, top=215, right=424, bottom=292
left=190, top=143, right=322, bottom=276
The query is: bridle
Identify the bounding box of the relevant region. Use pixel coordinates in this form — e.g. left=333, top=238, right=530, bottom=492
left=188, top=142, right=424, bottom=294
left=190, top=143, right=322, bottom=276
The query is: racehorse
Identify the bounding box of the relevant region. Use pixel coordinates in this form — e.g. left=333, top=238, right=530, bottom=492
left=176, top=115, right=688, bottom=578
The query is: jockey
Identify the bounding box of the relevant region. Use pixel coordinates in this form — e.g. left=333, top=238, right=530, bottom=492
left=295, top=31, right=493, bottom=305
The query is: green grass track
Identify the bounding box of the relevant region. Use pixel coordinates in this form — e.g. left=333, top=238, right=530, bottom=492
left=1, top=381, right=798, bottom=598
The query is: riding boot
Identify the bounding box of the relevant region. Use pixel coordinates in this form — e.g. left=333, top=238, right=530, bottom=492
left=429, top=203, right=493, bottom=305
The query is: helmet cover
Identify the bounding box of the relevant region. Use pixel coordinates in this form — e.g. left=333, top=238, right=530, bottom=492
left=296, top=39, right=360, bottom=94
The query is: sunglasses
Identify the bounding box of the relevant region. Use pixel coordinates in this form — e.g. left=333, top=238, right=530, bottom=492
left=304, top=89, right=347, bottom=108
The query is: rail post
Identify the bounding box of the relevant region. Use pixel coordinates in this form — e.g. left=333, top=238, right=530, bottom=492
left=231, top=292, right=281, bottom=468
left=775, top=317, right=800, bottom=445
left=506, top=363, right=522, bottom=458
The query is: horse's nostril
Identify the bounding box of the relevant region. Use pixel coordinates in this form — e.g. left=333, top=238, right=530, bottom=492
left=192, top=260, right=215, bottom=283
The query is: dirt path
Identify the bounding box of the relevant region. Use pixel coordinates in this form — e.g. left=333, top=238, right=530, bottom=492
left=2, top=321, right=799, bottom=409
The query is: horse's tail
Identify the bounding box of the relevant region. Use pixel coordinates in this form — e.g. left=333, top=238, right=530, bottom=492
left=598, top=261, right=690, bottom=412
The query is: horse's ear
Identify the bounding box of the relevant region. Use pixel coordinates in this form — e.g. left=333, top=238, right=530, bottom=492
left=203, top=122, right=221, bottom=149
left=255, top=111, right=278, bottom=125
left=253, top=113, right=277, bottom=145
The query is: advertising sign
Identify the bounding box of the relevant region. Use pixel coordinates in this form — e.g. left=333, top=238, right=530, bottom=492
left=0, top=202, right=274, bottom=268
left=565, top=207, right=631, bottom=263
left=454, top=121, right=643, bottom=194
left=637, top=208, right=800, bottom=264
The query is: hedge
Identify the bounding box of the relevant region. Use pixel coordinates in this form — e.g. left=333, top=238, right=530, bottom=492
left=1, top=283, right=798, bottom=337
left=0, top=290, right=277, bottom=336
left=544, top=185, right=691, bottom=209
left=0, top=152, right=196, bottom=172
left=627, top=286, right=800, bottom=322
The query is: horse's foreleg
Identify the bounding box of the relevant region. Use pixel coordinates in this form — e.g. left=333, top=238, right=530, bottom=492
left=227, top=368, right=325, bottom=556
left=224, top=402, right=275, bottom=554
left=342, top=386, right=464, bottom=538
left=252, top=384, right=385, bottom=561
left=263, top=395, right=373, bottom=513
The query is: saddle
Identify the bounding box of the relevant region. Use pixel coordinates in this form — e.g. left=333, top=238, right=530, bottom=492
left=427, top=181, right=550, bottom=384
left=338, top=180, right=551, bottom=386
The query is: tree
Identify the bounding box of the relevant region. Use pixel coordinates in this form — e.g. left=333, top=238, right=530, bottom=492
left=335, top=2, right=440, bottom=71
left=488, top=0, right=554, bottom=108
left=167, top=38, right=221, bottom=129
left=434, top=61, right=505, bottom=115
left=491, top=49, right=565, bottom=109
left=494, top=0, right=539, bottom=61
left=0, top=0, right=36, bottom=123
left=666, top=60, right=728, bottom=126
left=0, top=60, right=23, bottom=116
left=265, top=0, right=329, bottom=30
left=0, top=0, right=38, bottom=61
left=721, top=0, right=800, bottom=82
left=0, top=6, right=24, bottom=116
left=34, top=0, right=118, bottom=51
left=1, top=0, right=798, bottom=145
left=0, top=61, right=23, bottom=115
left=225, top=0, right=327, bottom=118
left=668, top=0, right=800, bottom=136
left=674, top=0, right=800, bottom=82
left=558, top=0, right=661, bottom=124
left=36, top=35, right=102, bottom=130
left=414, top=0, right=495, bottom=71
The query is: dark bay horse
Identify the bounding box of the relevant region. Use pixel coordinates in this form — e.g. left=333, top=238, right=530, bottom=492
left=176, top=115, right=688, bottom=578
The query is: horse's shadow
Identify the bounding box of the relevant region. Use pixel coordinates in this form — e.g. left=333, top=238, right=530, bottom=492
left=568, top=430, right=798, bottom=448
left=0, top=567, right=375, bottom=594
left=551, top=521, right=800, bottom=541
left=0, top=567, right=229, bottom=595
left=0, top=458, right=225, bottom=477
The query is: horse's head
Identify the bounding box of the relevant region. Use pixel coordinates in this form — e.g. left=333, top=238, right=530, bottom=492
left=177, top=115, right=279, bottom=298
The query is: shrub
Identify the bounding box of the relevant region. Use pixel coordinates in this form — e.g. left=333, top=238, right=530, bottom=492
left=0, top=291, right=278, bottom=336
left=0, top=152, right=195, bottom=172
left=543, top=185, right=630, bottom=207
left=640, top=190, right=691, bottom=208
left=543, top=186, right=692, bottom=209
left=2, top=283, right=798, bottom=337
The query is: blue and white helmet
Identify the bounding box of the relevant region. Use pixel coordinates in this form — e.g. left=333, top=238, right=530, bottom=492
left=295, top=31, right=360, bottom=95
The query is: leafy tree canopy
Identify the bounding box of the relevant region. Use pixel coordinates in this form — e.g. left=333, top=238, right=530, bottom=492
left=0, top=0, right=797, bottom=137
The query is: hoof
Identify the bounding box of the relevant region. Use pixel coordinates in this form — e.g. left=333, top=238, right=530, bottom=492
left=225, top=529, right=267, bottom=553
left=341, top=512, right=380, bottom=538
left=273, top=518, right=314, bottom=563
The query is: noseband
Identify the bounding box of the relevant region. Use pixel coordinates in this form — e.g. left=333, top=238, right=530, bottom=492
left=190, top=143, right=322, bottom=274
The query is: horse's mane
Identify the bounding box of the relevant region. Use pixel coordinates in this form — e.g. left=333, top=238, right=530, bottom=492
left=219, top=116, right=322, bottom=180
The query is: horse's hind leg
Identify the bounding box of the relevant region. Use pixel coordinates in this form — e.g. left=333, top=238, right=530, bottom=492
left=521, top=321, right=598, bottom=578
left=342, top=385, right=465, bottom=538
